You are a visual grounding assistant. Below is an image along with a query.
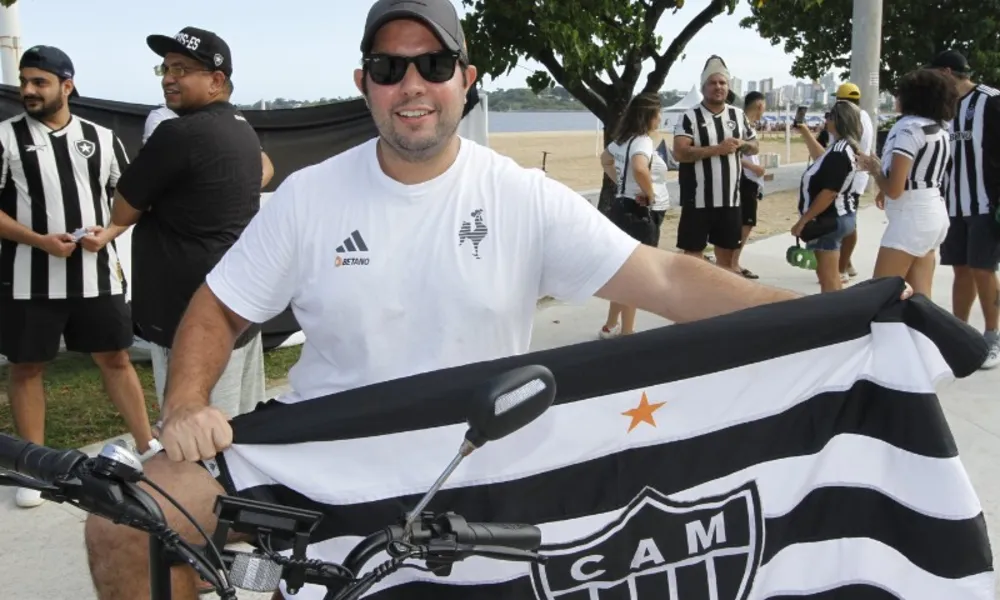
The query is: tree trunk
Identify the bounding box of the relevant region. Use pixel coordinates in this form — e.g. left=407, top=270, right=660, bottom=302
left=595, top=97, right=630, bottom=215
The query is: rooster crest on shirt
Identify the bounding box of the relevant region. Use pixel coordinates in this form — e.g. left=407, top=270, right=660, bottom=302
left=458, top=208, right=488, bottom=259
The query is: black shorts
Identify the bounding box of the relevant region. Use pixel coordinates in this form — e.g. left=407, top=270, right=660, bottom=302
left=677, top=205, right=743, bottom=252
left=0, top=295, right=133, bottom=364
left=940, top=214, right=1000, bottom=271
left=739, top=177, right=762, bottom=227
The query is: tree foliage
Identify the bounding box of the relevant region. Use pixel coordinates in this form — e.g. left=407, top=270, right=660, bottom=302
left=460, top=0, right=743, bottom=211
left=741, top=0, right=1000, bottom=90
left=0, top=1, right=15, bottom=7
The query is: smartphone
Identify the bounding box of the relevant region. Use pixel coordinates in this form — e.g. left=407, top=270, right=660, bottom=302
left=792, top=105, right=808, bottom=127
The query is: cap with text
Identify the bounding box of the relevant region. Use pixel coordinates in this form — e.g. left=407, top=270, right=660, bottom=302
left=927, top=50, right=971, bottom=74
left=834, top=82, right=861, bottom=101
left=147, top=26, right=233, bottom=77
left=360, top=0, right=468, bottom=60
left=20, top=45, right=80, bottom=98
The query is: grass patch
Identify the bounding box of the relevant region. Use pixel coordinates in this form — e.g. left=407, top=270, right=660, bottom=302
left=0, top=345, right=303, bottom=450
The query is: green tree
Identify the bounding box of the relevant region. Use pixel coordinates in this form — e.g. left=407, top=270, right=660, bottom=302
left=741, top=0, right=1000, bottom=91
left=461, top=0, right=745, bottom=213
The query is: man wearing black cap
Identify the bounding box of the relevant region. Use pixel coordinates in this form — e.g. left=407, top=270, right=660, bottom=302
left=0, top=45, right=154, bottom=508
left=929, top=50, right=1000, bottom=369
left=85, top=3, right=890, bottom=596
left=108, top=26, right=268, bottom=423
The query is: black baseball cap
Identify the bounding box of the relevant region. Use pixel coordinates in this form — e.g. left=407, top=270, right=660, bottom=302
left=927, top=50, right=971, bottom=74
left=360, top=0, right=468, bottom=60
left=19, top=45, right=80, bottom=98
left=147, top=26, right=233, bottom=77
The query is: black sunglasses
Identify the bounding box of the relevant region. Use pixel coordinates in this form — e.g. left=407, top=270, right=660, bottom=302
left=363, top=51, right=461, bottom=85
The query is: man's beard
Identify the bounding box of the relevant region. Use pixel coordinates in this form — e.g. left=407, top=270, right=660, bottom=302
left=23, top=95, right=63, bottom=119
left=374, top=104, right=461, bottom=163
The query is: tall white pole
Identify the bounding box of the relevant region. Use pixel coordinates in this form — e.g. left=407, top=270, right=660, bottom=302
left=0, top=2, right=21, bottom=86
left=850, top=0, right=883, bottom=122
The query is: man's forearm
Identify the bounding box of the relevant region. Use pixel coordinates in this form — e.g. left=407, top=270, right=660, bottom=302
left=0, top=211, right=44, bottom=247
left=675, top=144, right=720, bottom=163
left=657, top=253, right=799, bottom=323
left=102, top=222, right=130, bottom=241
left=163, top=284, right=248, bottom=416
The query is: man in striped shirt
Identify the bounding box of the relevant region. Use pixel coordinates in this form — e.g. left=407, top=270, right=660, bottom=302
left=0, top=46, right=154, bottom=507
left=930, top=50, right=1000, bottom=369
left=673, top=55, right=759, bottom=272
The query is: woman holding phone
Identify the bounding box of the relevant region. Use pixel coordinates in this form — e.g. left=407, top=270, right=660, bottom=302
left=597, top=93, right=669, bottom=338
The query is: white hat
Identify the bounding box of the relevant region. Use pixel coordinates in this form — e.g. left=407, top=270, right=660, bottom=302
left=701, top=55, right=730, bottom=87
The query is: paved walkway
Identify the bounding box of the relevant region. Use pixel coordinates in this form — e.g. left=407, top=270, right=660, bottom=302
left=2, top=205, right=997, bottom=598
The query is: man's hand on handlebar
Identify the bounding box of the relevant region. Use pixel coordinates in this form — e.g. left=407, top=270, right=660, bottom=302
left=159, top=404, right=233, bottom=462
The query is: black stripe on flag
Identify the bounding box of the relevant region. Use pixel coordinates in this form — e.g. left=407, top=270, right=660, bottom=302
left=11, top=119, right=50, bottom=297
left=767, top=585, right=902, bottom=600
left=51, top=134, right=84, bottom=297
left=0, top=153, right=16, bottom=294
left=80, top=121, right=112, bottom=294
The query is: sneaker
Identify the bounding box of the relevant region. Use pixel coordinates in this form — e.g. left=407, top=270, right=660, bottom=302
left=599, top=324, right=621, bottom=339
left=982, top=336, right=1000, bottom=370
left=15, top=487, right=44, bottom=508
left=847, top=265, right=858, bottom=278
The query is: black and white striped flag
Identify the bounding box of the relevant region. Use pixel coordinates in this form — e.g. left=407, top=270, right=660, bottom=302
left=216, top=278, right=995, bottom=600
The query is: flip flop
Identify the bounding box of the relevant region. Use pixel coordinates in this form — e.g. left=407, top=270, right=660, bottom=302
left=741, top=268, right=759, bottom=279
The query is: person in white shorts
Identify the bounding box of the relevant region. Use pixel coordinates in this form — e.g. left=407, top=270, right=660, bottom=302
left=858, top=68, right=958, bottom=298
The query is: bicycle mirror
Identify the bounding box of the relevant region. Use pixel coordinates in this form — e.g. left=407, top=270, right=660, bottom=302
left=464, top=364, right=556, bottom=448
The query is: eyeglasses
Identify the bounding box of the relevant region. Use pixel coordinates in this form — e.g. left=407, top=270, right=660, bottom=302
left=363, top=52, right=461, bottom=86
left=154, top=64, right=211, bottom=78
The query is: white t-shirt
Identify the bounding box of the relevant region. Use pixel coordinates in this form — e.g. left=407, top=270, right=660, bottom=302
left=206, top=137, right=641, bottom=404
left=143, top=106, right=178, bottom=144
left=743, top=154, right=763, bottom=185
left=606, top=135, right=670, bottom=211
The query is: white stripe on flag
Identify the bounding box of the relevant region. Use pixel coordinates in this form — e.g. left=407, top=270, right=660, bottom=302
left=755, top=537, right=997, bottom=600
left=225, top=323, right=952, bottom=506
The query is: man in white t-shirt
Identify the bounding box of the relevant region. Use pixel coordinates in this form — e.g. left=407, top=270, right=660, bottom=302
left=82, top=1, right=909, bottom=595
left=833, top=83, right=874, bottom=281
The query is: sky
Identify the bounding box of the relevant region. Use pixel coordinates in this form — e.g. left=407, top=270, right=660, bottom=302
left=7, top=0, right=799, bottom=107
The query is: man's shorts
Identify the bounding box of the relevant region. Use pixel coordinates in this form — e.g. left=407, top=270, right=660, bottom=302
left=739, top=177, right=762, bottom=227
left=677, top=205, right=743, bottom=252
left=940, top=214, right=1000, bottom=271
left=0, top=294, right=133, bottom=363
left=150, top=332, right=266, bottom=419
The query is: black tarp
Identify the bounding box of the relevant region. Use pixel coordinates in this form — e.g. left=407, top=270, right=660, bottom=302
left=0, top=84, right=380, bottom=349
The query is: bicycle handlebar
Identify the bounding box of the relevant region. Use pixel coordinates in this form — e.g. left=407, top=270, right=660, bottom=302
left=0, top=433, right=547, bottom=599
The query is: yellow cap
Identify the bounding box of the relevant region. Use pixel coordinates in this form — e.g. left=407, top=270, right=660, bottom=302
left=835, top=82, right=861, bottom=100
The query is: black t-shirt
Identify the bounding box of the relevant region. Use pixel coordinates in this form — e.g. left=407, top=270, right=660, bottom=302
left=798, top=139, right=856, bottom=220
left=117, top=101, right=263, bottom=349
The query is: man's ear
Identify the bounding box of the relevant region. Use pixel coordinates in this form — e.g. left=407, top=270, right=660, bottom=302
left=463, top=64, right=478, bottom=93
left=354, top=69, right=365, bottom=95
left=63, top=79, right=75, bottom=99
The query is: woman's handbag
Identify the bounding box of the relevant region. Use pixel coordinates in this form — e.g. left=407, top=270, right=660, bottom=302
left=799, top=215, right=838, bottom=242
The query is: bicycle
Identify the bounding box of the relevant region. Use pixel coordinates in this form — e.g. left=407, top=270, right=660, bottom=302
left=0, top=364, right=557, bottom=599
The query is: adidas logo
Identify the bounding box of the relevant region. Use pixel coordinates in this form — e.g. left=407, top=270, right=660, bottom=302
left=335, top=230, right=370, bottom=267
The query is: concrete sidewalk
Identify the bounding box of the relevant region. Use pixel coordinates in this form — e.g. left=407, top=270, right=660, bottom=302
left=1, top=205, right=997, bottom=599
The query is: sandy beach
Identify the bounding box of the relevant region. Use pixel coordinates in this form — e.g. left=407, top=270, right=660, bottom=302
left=489, top=129, right=814, bottom=192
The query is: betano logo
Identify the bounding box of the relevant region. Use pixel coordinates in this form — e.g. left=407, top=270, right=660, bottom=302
left=335, top=230, right=370, bottom=267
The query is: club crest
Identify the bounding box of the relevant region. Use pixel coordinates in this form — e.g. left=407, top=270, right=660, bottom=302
left=529, top=482, right=763, bottom=600
left=74, top=139, right=96, bottom=159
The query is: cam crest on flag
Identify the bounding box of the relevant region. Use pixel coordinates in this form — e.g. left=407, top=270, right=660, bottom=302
left=530, top=484, right=763, bottom=600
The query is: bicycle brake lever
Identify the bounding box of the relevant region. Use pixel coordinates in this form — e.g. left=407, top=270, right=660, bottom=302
left=0, top=470, right=60, bottom=494
left=456, top=544, right=547, bottom=564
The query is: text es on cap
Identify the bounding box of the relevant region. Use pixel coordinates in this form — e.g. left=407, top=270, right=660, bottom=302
left=147, top=26, right=233, bottom=77
left=19, top=45, right=80, bottom=98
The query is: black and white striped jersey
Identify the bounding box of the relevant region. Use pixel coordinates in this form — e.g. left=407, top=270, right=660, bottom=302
left=673, top=103, right=757, bottom=209
left=880, top=115, right=950, bottom=191
left=798, top=139, right=858, bottom=218
left=943, top=84, right=1000, bottom=217
left=0, top=113, right=129, bottom=300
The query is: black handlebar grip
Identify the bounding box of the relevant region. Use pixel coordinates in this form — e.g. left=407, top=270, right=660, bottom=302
left=457, top=523, right=542, bottom=551
left=0, top=433, right=88, bottom=484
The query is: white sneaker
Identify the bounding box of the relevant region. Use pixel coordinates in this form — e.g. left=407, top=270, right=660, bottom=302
left=981, top=338, right=1000, bottom=370
left=15, top=487, right=44, bottom=508
left=599, top=324, right=621, bottom=339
